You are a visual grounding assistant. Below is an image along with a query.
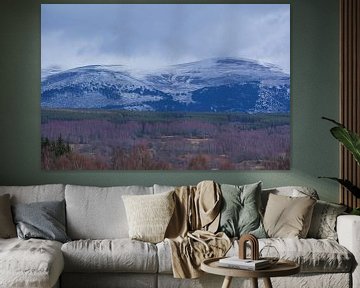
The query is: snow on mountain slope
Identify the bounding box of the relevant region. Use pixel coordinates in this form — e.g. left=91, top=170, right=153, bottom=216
left=41, top=57, right=290, bottom=113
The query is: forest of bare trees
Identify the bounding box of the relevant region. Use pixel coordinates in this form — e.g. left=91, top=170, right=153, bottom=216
left=41, top=109, right=290, bottom=170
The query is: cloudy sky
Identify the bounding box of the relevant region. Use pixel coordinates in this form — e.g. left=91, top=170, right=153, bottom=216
left=41, top=4, right=290, bottom=73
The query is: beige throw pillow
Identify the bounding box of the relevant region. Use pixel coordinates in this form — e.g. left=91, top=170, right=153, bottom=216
left=122, top=191, right=175, bottom=243
left=0, top=194, right=16, bottom=238
left=263, top=193, right=316, bottom=238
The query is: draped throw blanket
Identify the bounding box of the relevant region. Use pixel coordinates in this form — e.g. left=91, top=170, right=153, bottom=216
left=165, top=180, right=231, bottom=278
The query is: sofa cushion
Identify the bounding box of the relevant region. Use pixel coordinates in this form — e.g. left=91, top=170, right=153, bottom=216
left=261, top=238, right=353, bottom=273
left=0, top=184, right=65, bottom=204
left=158, top=237, right=353, bottom=274
left=12, top=200, right=70, bottom=243
left=65, top=185, right=153, bottom=239
left=218, top=182, right=266, bottom=238
left=263, top=193, right=316, bottom=238
left=307, top=200, right=347, bottom=240
left=156, top=238, right=355, bottom=274
left=235, top=238, right=353, bottom=273
left=156, top=240, right=173, bottom=274
left=61, top=239, right=158, bottom=273
left=0, top=194, right=16, bottom=238
left=0, top=238, right=64, bottom=288
left=122, top=191, right=175, bottom=243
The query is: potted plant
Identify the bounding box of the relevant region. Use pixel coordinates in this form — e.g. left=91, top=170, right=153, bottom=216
left=320, top=117, right=360, bottom=215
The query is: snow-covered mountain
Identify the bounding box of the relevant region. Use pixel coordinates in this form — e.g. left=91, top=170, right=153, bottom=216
left=41, top=66, right=64, bottom=81
left=41, top=57, right=290, bottom=113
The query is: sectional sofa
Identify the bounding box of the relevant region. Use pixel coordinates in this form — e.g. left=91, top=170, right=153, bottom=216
left=0, top=183, right=359, bottom=288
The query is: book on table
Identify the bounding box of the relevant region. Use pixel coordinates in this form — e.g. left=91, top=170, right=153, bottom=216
left=218, top=257, right=271, bottom=270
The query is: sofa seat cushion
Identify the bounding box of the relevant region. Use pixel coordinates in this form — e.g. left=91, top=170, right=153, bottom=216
left=261, top=238, right=353, bottom=272
left=232, top=238, right=353, bottom=273
left=0, top=238, right=64, bottom=288
left=157, top=238, right=353, bottom=274
left=62, top=239, right=158, bottom=273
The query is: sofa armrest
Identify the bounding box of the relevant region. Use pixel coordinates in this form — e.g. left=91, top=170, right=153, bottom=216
left=337, top=215, right=360, bottom=288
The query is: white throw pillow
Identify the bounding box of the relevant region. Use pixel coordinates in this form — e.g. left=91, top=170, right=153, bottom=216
left=122, top=191, right=175, bottom=243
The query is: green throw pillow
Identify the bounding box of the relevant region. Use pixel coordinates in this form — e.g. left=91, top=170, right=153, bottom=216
left=218, top=182, right=266, bottom=238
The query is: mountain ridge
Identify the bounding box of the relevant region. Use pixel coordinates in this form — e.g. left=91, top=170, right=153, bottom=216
left=41, top=57, right=290, bottom=113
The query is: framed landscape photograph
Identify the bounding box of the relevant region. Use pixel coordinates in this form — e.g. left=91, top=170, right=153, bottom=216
left=41, top=4, right=290, bottom=170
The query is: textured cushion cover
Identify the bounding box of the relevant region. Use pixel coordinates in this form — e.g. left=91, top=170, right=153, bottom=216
left=122, top=191, right=175, bottom=243
left=218, top=182, right=266, bottom=238
left=158, top=237, right=353, bottom=274
left=156, top=240, right=173, bottom=274
left=62, top=239, right=158, bottom=273
left=308, top=200, right=347, bottom=240
left=255, top=238, right=353, bottom=273
left=0, top=194, right=16, bottom=238
left=0, top=238, right=64, bottom=288
left=65, top=185, right=153, bottom=239
left=12, top=200, right=70, bottom=243
left=263, top=193, right=316, bottom=238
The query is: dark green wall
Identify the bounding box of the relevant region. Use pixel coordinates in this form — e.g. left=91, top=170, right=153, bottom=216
left=0, top=0, right=340, bottom=202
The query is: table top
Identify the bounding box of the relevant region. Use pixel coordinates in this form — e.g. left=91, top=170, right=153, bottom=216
left=201, top=257, right=300, bottom=278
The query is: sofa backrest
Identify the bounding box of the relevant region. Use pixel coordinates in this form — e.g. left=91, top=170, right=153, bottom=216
left=0, top=183, right=320, bottom=240
left=0, top=184, right=65, bottom=204
left=153, top=184, right=176, bottom=194
left=65, top=184, right=153, bottom=240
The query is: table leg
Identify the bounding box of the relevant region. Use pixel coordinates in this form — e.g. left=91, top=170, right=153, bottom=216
left=263, top=277, right=273, bottom=288
left=251, top=278, right=258, bottom=288
left=221, top=276, right=233, bottom=288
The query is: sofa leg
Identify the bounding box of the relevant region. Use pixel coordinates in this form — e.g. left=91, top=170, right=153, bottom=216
left=221, top=276, right=232, bottom=288
left=263, top=277, right=273, bottom=288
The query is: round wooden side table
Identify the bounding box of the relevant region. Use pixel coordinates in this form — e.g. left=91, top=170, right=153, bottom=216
left=201, top=257, right=300, bottom=288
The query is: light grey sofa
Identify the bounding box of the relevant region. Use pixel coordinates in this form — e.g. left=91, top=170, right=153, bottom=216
left=0, top=184, right=359, bottom=288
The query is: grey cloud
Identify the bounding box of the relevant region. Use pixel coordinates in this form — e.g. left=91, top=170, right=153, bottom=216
left=41, top=4, right=290, bottom=72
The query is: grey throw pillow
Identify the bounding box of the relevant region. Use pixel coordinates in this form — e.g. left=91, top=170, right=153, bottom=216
left=12, top=200, right=70, bottom=243
left=0, top=194, right=16, bottom=238
left=218, top=182, right=266, bottom=238
left=307, top=200, right=347, bottom=240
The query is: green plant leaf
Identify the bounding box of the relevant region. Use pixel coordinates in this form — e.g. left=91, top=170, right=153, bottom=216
left=322, top=116, right=344, bottom=127
left=318, top=177, right=360, bottom=198
left=330, top=127, right=360, bottom=165
left=351, top=208, right=360, bottom=215
left=322, top=117, right=360, bottom=165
